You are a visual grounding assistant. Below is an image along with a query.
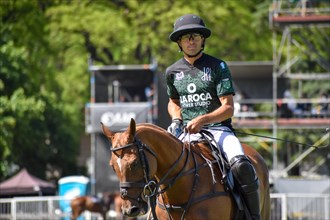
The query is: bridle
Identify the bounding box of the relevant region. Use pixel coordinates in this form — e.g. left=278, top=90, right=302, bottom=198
left=110, top=134, right=228, bottom=220
left=111, top=139, right=158, bottom=202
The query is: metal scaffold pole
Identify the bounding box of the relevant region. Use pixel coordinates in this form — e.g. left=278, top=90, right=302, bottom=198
left=272, top=28, right=279, bottom=170
left=89, top=57, right=96, bottom=195
left=269, top=0, right=330, bottom=172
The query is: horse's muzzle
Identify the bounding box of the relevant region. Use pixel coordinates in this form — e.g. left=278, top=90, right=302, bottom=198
left=122, top=201, right=148, bottom=217
left=123, top=205, right=140, bottom=217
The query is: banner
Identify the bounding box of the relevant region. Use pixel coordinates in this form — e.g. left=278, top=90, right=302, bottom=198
left=85, top=102, right=150, bottom=133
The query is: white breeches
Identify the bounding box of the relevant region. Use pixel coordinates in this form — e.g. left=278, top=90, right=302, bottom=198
left=179, top=126, right=244, bottom=162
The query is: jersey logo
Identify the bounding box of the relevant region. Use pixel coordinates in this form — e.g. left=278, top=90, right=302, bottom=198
left=180, top=83, right=212, bottom=108
left=201, top=67, right=211, bottom=81
left=222, top=78, right=231, bottom=89
left=176, top=71, right=184, bottom=80
left=220, top=62, right=226, bottom=69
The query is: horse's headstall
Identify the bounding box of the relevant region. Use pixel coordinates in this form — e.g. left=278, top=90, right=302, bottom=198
left=110, top=142, right=135, bottom=152
left=111, top=137, right=157, bottom=159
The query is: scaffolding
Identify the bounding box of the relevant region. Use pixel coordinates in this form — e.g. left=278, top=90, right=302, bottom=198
left=268, top=0, right=330, bottom=170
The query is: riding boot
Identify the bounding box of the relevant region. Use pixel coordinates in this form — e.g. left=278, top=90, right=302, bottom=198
left=230, top=155, right=260, bottom=220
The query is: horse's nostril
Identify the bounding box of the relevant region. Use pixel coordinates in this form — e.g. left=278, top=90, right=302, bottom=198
left=129, top=206, right=140, bottom=216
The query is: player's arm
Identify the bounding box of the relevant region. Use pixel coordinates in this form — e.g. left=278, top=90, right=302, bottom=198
left=168, top=98, right=182, bottom=120
left=186, top=94, right=234, bottom=133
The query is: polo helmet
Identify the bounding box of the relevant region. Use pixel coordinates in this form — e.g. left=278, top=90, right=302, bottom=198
left=169, top=14, right=211, bottom=42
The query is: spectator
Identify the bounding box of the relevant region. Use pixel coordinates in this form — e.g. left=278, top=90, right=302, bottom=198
left=319, top=92, right=329, bottom=113
left=312, top=92, right=329, bottom=117
left=295, top=93, right=312, bottom=118
left=145, top=83, right=155, bottom=102
left=279, top=90, right=296, bottom=118
left=133, top=95, right=141, bottom=102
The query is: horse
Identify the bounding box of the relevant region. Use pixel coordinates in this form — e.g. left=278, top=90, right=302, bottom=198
left=101, top=119, right=270, bottom=220
left=70, top=191, right=120, bottom=220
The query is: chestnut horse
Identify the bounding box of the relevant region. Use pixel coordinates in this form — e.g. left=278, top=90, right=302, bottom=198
left=102, top=119, right=270, bottom=220
left=70, top=192, right=119, bottom=220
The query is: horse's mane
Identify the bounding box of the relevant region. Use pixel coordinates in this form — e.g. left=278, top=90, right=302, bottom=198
left=136, top=123, right=215, bottom=161
left=136, top=123, right=179, bottom=141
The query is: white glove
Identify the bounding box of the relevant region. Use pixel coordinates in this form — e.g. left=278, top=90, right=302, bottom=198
left=167, top=119, right=183, bottom=137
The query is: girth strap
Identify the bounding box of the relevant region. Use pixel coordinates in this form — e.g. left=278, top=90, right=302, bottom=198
left=156, top=191, right=229, bottom=211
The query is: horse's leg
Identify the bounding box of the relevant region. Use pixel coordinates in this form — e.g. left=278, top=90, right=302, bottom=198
left=71, top=206, right=79, bottom=220
left=71, top=210, right=79, bottom=220
left=102, top=211, right=107, bottom=220
left=75, top=209, right=84, bottom=220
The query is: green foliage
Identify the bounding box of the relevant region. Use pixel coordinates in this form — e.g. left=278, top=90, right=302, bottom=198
left=0, top=0, right=81, bottom=180
left=0, top=0, right=327, bottom=180
left=0, top=89, right=45, bottom=177
left=45, top=0, right=272, bottom=68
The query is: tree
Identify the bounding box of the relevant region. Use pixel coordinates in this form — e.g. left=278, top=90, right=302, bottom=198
left=3, top=0, right=326, bottom=180
left=0, top=0, right=80, bottom=180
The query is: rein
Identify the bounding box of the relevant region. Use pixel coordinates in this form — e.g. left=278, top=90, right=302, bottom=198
left=204, top=126, right=330, bottom=149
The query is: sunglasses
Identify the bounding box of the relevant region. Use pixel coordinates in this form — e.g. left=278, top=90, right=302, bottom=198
left=180, top=33, right=203, bottom=42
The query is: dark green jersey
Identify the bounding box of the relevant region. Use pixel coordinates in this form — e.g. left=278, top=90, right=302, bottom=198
left=166, top=53, right=235, bottom=128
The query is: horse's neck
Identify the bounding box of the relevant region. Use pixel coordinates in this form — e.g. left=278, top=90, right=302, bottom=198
left=138, top=127, right=195, bottom=197
left=138, top=127, right=188, bottom=177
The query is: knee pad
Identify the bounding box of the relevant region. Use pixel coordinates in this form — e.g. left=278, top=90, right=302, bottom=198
left=230, top=155, right=259, bottom=193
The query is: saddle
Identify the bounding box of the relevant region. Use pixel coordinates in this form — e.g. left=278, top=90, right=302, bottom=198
left=187, top=130, right=246, bottom=220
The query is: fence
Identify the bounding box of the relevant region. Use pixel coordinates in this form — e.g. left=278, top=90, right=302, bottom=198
left=0, top=193, right=329, bottom=220
left=270, top=193, right=329, bottom=220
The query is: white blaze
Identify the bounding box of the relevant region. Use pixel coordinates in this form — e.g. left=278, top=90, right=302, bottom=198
left=116, top=157, right=122, bottom=172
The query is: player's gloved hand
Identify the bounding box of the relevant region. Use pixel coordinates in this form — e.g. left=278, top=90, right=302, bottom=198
left=167, top=119, right=183, bottom=137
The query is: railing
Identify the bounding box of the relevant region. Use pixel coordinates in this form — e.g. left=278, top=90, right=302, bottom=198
left=234, top=98, right=330, bottom=118
left=0, top=196, right=73, bottom=220
left=271, top=193, right=330, bottom=220
left=0, top=193, right=329, bottom=220
left=0, top=196, right=113, bottom=220
left=271, top=0, right=330, bottom=17
left=233, top=98, right=329, bottom=129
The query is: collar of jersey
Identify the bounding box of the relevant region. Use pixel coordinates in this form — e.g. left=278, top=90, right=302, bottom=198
left=182, top=53, right=206, bottom=66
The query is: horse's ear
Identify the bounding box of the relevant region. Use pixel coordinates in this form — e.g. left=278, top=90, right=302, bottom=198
left=101, top=122, right=114, bottom=140
left=127, top=118, right=136, bottom=136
